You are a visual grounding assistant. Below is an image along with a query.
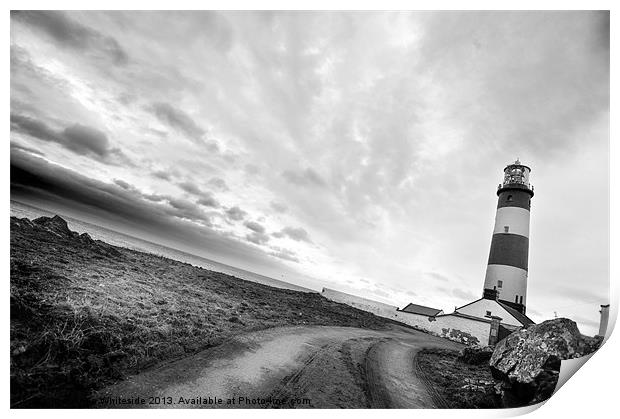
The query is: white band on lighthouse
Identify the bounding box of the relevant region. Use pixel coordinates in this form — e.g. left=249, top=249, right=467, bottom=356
left=492, top=207, right=530, bottom=238
left=483, top=264, right=528, bottom=306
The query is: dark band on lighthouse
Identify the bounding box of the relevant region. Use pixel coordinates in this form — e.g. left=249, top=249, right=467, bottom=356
left=487, top=234, right=529, bottom=270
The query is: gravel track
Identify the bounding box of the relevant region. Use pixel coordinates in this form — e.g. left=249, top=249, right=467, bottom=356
left=95, top=324, right=462, bottom=409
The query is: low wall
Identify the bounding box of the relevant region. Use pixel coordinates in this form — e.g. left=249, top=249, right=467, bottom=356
left=321, top=287, right=492, bottom=346
left=321, top=288, right=400, bottom=321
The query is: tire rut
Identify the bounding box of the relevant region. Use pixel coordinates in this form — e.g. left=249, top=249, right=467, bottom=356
left=363, top=340, right=393, bottom=408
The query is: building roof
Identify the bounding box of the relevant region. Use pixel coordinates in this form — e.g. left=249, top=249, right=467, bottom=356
left=455, top=297, right=536, bottom=327
left=497, top=300, right=535, bottom=326
left=400, top=303, right=443, bottom=317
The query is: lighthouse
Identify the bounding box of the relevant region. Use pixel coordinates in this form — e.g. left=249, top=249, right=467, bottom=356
left=482, top=159, right=534, bottom=314
left=397, top=159, right=536, bottom=339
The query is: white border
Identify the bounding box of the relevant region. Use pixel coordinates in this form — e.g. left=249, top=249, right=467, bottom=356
left=3, top=2, right=616, bottom=418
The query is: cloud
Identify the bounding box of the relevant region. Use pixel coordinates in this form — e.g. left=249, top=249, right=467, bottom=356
left=270, top=201, right=288, bottom=213
left=208, top=177, right=228, bottom=191
left=178, top=181, right=202, bottom=195
left=12, top=10, right=128, bottom=65
left=10, top=113, right=128, bottom=164
left=426, top=272, right=451, bottom=282
left=10, top=114, right=62, bottom=143
left=274, top=226, right=312, bottom=243
left=113, top=179, right=132, bottom=190
left=143, top=193, right=167, bottom=202
left=166, top=197, right=208, bottom=223
left=244, top=220, right=266, bottom=234
left=246, top=231, right=270, bottom=245
left=62, top=124, right=111, bottom=157
left=269, top=247, right=300, bottom=263
left=452, top=288, right=478, bottom=301
left=197, top=194, right=220, bottom=208
left=152, top=170, right=173, bottom=181
left=10, top=143, right=45, bottom=157
left=282, top=168, right=326, bottom=187
left=225, top=206, right=246, bottom=221
left=151, top=102, right=205, bottom=141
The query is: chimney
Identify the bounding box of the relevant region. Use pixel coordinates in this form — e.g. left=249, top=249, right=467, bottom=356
left=598, top=304, right=610, bottom=337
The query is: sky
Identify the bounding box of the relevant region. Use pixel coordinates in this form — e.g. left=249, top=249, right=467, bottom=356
left=9, top=11, right=609, bottom=335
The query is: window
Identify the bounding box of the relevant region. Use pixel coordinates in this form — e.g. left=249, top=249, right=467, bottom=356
left=515, top=295, right=519, bottom=303
left=486, top=311, right=492, bottom=316
left=519, top=296, right=523, bottom=304
left=507, top=195, right=513, bottom=202
left=504, top=226, right=509, bottom=233
left=497, top=280, right=503, bottom=288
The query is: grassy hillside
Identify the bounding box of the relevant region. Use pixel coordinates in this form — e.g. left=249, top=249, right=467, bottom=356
left=10, top=215, right=390, bottom=408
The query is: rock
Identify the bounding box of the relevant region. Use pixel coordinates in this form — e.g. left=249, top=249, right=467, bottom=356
left=489, top=318, right=603, bottom=406
left=33, top=215, right=72, bottom=237
left=78, top=232, right=95, bottom=245
left=458, top=345, right=494, bottom=365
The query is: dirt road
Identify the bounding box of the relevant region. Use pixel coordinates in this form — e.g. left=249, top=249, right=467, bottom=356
left=94, top=325, right=462, bottom=409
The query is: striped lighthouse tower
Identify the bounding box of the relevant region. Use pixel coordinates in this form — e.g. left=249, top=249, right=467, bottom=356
left=483, top=159, right=534, bottom=315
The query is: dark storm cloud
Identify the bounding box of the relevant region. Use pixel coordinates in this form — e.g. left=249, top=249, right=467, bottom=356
left=63, top=124, right=111, bottom=157
left=10, top=114, right=62, bottom=143
left=225, top=206, right=246, bottom=221
left=244, top=221, right=266, bottom=234
left=10, top=148, right=286, bottom=271
left=151, top=102, right=205, bottom=141
left=10, top=143, right=45, bottom=157
left=274, top=226, right=312, bottom=243
left=282, top=168, right=326, bottom=187
left=10, top=113, right=129, bottom=164
left=12, top=11, right=128, bottom=65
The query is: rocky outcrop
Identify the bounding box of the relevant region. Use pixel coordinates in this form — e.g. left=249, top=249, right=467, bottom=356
left=32, top=215, right=73, bottom=237
left=11, top=215, right=122, bottom=258
left=489, top=318, right=603, bottom=406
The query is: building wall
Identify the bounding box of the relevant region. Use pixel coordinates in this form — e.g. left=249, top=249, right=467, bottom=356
left=321, top=288, right=499, bottom=346
left=396, top=311, right=491, bottom=346
left=456, top=299, right=523, bottom=327
left=321, top=288, right=400, bottom=321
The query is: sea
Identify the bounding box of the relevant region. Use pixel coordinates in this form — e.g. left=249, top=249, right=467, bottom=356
left=10, top=200, right=315, bottom=293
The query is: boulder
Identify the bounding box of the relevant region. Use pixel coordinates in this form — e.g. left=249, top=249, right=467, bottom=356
left=458, top=345, right=494, bottom=365
left=33, top=215, right=72, bottom=237
left=489, top=318, right=603, bottom=406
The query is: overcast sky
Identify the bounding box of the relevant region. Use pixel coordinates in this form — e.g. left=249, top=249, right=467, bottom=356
left=10, top=11, right=609, bottom=335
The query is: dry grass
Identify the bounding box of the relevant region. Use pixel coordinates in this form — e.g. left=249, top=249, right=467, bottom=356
left=10, top=216, right=389, bottom=408
left=416, top=348, right=502, bottom=408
